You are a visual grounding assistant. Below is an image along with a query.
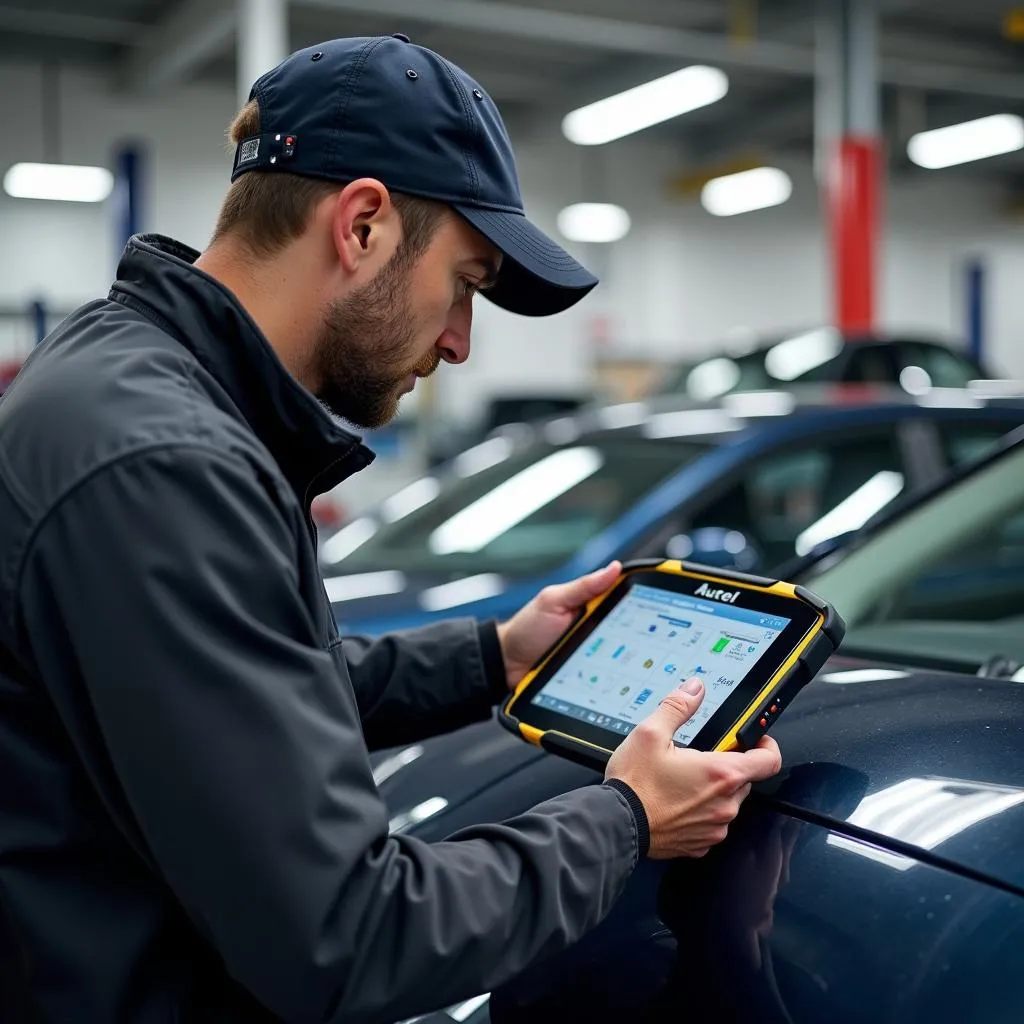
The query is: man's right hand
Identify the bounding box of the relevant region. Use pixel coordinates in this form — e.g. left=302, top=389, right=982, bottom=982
left=605, top=677, right=783, bottom=860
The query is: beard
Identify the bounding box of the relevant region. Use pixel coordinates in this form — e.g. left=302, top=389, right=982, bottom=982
left=313, top=251, right=441, bottom=429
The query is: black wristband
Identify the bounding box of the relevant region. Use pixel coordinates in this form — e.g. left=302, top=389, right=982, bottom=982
left=603, top=778, right=651, bottom=860
left=477, top=620, right=509, bottom=703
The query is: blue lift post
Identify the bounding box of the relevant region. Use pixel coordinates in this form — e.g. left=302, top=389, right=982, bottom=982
left=965, top=258, right=985, bottom=366
left=112, top=143, right=145, bottom=260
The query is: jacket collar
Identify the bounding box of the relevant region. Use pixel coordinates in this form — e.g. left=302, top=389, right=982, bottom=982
left=109, top=234, right=375, bottom=499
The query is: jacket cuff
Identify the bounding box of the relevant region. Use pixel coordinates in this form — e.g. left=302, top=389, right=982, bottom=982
left=477, top=620, right=510, bottom=704
left=603, top=779, right=650, bottom=859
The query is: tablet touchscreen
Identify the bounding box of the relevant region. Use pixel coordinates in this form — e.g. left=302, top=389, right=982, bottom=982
left=528, top=581, right=793, bottom=747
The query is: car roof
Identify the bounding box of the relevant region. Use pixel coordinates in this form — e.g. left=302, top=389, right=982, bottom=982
left=673, top=327, right=970, bottom=363
left=503, top=383, right=1024, bottom=448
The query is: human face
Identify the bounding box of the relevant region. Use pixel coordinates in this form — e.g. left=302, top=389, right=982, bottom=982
left=313, top=211, right=500, bottom=429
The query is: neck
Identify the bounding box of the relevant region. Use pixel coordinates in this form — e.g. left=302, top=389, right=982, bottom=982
left=195, top=238, right=321, bottom=391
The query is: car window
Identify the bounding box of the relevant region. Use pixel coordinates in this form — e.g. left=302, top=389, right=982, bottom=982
left=937, top=420, right=1017, bottom=467
left=842, top=344, right=899, bottom=384
left=805, top=444, right=1024, bottom=671
left=687, top=429, right=905, bottom=569
left=897, top=342, right=981, bottom=388
left=321, top=438, right=705, bottom=579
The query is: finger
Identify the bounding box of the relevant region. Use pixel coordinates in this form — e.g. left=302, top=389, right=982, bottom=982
left=644, top=677, right=704, bottom=738
left=722, top=736, right=783, bottom=783
left=543, top=561, right=621, bottom=612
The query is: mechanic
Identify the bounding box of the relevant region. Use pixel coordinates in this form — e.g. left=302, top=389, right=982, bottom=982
left=0, top=35, right=782, bottom=1024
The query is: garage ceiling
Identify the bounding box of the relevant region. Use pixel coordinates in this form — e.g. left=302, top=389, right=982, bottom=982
left=3, top=0, right=1024, bottom=180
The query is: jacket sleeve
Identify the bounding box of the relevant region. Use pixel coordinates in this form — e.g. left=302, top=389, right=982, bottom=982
left=340, top=619, right=510, bottom=750
left=16, top=444, right=641, bottom=1024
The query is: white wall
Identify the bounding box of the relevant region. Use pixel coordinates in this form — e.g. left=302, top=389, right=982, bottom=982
left=1, top=57, right=1023, bottom=395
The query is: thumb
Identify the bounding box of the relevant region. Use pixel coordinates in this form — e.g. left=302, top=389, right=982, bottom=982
left=546, top=560, right=621, bottom=611
left=645, top=677, right=705, bottom=738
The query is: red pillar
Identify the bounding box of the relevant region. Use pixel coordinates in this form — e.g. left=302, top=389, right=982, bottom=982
left=828, top=136, right=879, bottom=334
left=817, top=0, right=880, bottom=336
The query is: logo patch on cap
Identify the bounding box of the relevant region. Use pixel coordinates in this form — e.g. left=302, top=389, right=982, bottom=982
left=238, top=137, right=260, bottom=164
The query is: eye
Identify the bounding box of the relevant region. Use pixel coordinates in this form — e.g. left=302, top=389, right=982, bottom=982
left=458, top=276, right=480, bottom=299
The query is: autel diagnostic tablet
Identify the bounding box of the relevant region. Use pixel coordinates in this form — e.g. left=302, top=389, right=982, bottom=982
left=499, top=559, right=845, bottom=770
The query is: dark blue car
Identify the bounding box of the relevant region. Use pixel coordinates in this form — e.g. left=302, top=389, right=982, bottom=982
left=381, top=428, right=1024, bottom=1024
left=321, top=386, right=1024, bottom=635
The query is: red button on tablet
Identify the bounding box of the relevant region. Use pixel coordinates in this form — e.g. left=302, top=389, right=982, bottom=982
left=759, top=717, right=768, bottom=728
left=770, top=704, right=778, bottom=714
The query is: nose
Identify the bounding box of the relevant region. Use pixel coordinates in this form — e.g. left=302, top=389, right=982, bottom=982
left=437, top=299, right=473, bottom=365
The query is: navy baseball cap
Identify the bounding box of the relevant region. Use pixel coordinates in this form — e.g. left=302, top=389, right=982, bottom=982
left=231, top=34, right=598, bottom=317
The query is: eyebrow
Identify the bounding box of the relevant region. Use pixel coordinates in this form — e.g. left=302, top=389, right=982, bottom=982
left=466, top=257, right=501, bottom=290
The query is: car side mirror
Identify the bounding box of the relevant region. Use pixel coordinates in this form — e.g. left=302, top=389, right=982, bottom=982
left=666, top=526, right=762, bottom=571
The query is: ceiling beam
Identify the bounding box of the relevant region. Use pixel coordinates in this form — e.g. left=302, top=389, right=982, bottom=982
left=0, top=5, right=144, bottom=45
left=299, top=0, right=815, bottom=75
left=298, top=0, right=1024, bottom=101
left=120, top=0, right=235, bottom=95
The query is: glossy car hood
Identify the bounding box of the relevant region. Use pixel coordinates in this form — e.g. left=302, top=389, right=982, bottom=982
left=374, top=656, right=1024, bottom=894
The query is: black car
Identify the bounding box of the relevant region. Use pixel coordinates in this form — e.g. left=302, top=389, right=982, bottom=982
left=658, top=328, right=994, bottom=401
left=381, top=431, right=1024, bottom=1024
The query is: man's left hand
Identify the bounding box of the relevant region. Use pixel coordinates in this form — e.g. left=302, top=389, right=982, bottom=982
left=496, top=561, right=622, bottom=691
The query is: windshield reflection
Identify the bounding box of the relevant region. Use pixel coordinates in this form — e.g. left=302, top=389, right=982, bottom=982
left=320, top=439, right=703, bottom=580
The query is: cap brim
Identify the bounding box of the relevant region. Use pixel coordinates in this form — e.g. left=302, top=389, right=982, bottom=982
left=454, top=205, right=598, bottom=317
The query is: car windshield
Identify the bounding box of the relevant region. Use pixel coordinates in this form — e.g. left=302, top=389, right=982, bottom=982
left=666, top=328, right=846, bottom=399
left=801, top=442, right=1024, bottom=674
left=320, top=437, right=706, bottom=579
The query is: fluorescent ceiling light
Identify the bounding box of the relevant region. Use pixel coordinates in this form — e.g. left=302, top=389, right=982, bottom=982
left=429, top=447, right=604, bottom=554
left=319, top=516, right=377, bottom=565
left=722, top=389, right=796, bottom=418
left=908, top=113, right=1024, bottom=169
left=453, top=436, right=515, bottom=478
left=686, top=357, right=740, bottom=401
left=562, top=65, right=728, bottom=146
left=701, top=166, right=792, bottom=217
left=3, top=162, right=113, bottom=203
left=543, top=416, right=581, bottom=445
left=643, top=408, right=740, bottom=439
left=557, top=203, right=631, bottom=243
left=899, top=365, right=932, bottom=395
left=764, top=327, right=843, bottom=381
left=322, top=570, right=406, bottom=604
left=915, top=387, right=982, bottom=409
left=381, top=477, right=440, bottom=523
left=420, top=573, right=506, bottom=611
left=795, top=470, right=904, bottom=556
left=967, top=377, right=1024, bottom=397
left=598, top=402, right=648, bottom=429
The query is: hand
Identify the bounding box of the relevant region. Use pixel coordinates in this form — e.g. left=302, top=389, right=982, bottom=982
left=605, top=677, right=783, bottom=859
left=496, top=561, right=621, bottom=691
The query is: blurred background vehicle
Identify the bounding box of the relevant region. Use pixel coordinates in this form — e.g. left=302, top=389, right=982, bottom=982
left=320, top=386, right=1024, bottom=635
left=375, top=429, right=1024, bottom=1024
left=654, top=327, right=995, bottom=401
left=423, top=393, right=590, bottom=469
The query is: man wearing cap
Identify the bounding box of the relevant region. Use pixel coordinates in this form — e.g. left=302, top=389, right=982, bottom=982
left=0, top=36, right=781, bottom=1023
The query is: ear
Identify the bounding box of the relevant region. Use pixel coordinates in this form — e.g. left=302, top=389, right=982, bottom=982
left=329, top=179, right=400, bottom=276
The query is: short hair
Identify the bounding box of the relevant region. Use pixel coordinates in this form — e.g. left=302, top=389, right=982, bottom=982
left=211, top=100, right=445, bottom=259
